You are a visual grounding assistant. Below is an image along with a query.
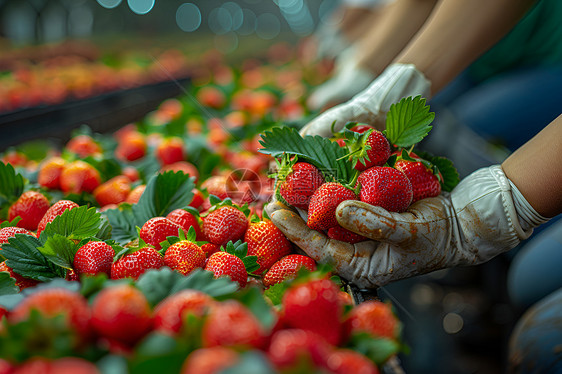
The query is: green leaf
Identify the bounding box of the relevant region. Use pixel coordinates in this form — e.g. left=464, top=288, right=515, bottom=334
left=104, top=171, right=195, bottom=245
left=37, top=234, right=78, bottom=270
left=135, top=268, right=238, bottom=307
left=263, top=282, right=289, bottom=307
left=0, top=216, right=21, bottom=229
left=383, top=96, right=434, bottom=148
left=414, top=151, right=460, bottom=192
left=0, top=272, right=19, bottom=296
left=258, top=127, right=355, bottom=184
left=82, top=156, right=122, bottom=181
left=96, top=216, right=113, bottom=240
left=0, top=161, right=25, bottom=209
left=232, top=287, right=276, bottom=329
left=41, top=205, right=102, bottom=242
left=221, top=350, right=277, bottom=374
left=2, top=234, right=62, bottom=281
left=348, top=333, right=401, bottom=366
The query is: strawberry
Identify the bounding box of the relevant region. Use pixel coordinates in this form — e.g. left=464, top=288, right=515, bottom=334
left=125, top=184, right=145, bottom=204
left=9, top=288, right=91, bottom=340
left=278, top=162, right=325, bottom=210
left=38, top=156, right=66, bottom=190
left=262, top=254, right=317, bottom=287
left=1, top=150, right=27, bottom=167
left=204, top=241, right=257, bottom=288
left=0, top=261, right=39, bottom=290
left=73, top=241, right=114, bottom=276
left=244, top=220, right=292, bottom=274
left=327, top=225, right=368, bottom=244
left=307, top=183, right=356, bottom=232
left=349, top=124, right=375, bottom=134
left=345, top=127, right=391, bottom=171
left=281, top=277, right=344, bottom=345
left=166, top=209, right=203, bottom=241
left=36, top=200, right=79, bottom=237
left=60, top=160, right=101, bottom=194
left=201, top=175, right=236, bottom=201
left=91, top=284, right=152, bottom=346
left=325, top=349, right=380, bottom=374
left=164, top=240, right=206, bottom=276
left=111, top=247, right=165, bottom=280
left=8, top=191, right=50, bottom=231
left=0, top=226, right=34, bottom=245
left=268, top=329, right=333, bottom=371
left=349, top=300, right=400, bottom=340
left=47, top=357, right=101, bottom=374
left=189, top=189, right=205, bottom=210
left=153, top=290, right=215, bottom=335
left=181, top=347, right=239, bottom=374
left=93, top=175, right=131, bottom=207
left=201, top=242, right=220, bottom=257
left=358, top=166, right=413, bottom=212
left=202, top=206, right=248, bottom=246
left=139, top=217, right=182, bottom=250
left=394, top=158, right=441, bottom=203
left=156, top=137, right=185, bottom=165
left=196, top=86, right=227, bottom=109
left=65, top=135, right=102, bottom=158
left=160, top=161, right=199, bottom=183
left=201, top=300, right=266, bottom=349
left=122, top=166, right=140, bottom=183
left=115, top=131, right=147, bottom=162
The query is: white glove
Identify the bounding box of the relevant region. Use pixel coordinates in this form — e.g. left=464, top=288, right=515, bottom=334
left=307, top=48, right=376, bottom=111
left=265, top=165, right=549, bottom=288
left=314, top=22, right=349, bottom=60
left=300, top=63, right=431, bottom=137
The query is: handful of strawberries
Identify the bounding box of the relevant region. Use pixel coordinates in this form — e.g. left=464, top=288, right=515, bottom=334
left=260, top=96, right=459, bottom=244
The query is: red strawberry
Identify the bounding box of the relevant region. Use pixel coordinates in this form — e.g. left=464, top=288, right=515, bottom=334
left=154, top=290, right=215, bottom=335
left=111, top=247, right=164, bottom=280
left=59, top=160, right=101, bottom=194
left=262, top=254, right=317, bottom=287
left=279, top=162, right=325, bottom=210
left=73, top=241, right=114, bottom=276
left=200, top=176, right=235, bottom=201
left=268, top=329, right=333, bottom=370
left=122, top=166, right=140, bottom=182
left=36, top=200, right=79, bottom=237
left=349, top=124, right=375, bottom=134
left=48, top=357, right=101, bottom=374
left=244, top=220, right=292, bottom=274
left=91, top=284, right=152, bottom=346
left=8, top=191, right=50, bottom=231
left=349, top=128, right=391, bottom=171
left=164, top=240, right=206, bottom=276
left=201, top=300, right=266, bottom=349
left=93, top=175, right=131, bottom=207
left=282, top=278, right=344, bottom=345
left=358, top=166, right=413, bottom=212
left=9, top=288, right=91, bottom=340
left=196, top=86, right=227, bottom=109
left=156, top=137, right=185, bottom=165
left=166, top=209, right=203, bottom=241
left=395, top=158, right=441, bottom=203
left=349, top=300, right=400, bottom=340
left=0, top=226, right=34, bottom=245
left=307, top=183, right=356, bottom=231
left=139, top=217, right=182, bottom=250
left=0, top=307, right=6, bottom=320
left=125, top=184, right=145, bottom=204
left=160, top=161, right=199, bottom=183
left=326, top=349, right=380, bottom=374
left=181, top=347, right=239, bottom=374
left=327, top=226, right=368, bottom=244
left=189, top=189, right=205, bottom=210
left=201, top=243, right=220, bottom=257
left=202, top=206, right=248, bottom=246
left=115, top=131, right=147, bottom=162
left=38, top=156, right=66, bottom=190
left=204, top=251, right=248, bottom=288
left=0, top=262, right=39, bottom=290
left=65, top=135, right=102, bottom=158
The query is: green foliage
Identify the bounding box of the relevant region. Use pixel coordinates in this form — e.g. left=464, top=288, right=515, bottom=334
left=37, top=234, right=78, bottom=270
left=259, top=127, right=355, bottom=185
left=0, top=272, right=19, bottom=296
left=223, top=240, right=259, bottom=274
left=229, top=287, right=276, bottom=330
left=0, top=162, right=26, bottom=219
left=384, top=96, right=434, bottom=148
left=415, top=150, right=460, bottom=192
left=40, top=205, right=102, bottom=241
left=347, top=332, right=402, bottom=367
left=263, top=282, right=289, bottom=307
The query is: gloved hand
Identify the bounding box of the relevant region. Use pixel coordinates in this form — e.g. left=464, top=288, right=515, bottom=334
left=314, top=21, right=350, bottom=61
left=300, top=63, right=431, bottom=137
left=307, top=48, right=376, bottom=111
left=265, top=165, right=549, bottom=288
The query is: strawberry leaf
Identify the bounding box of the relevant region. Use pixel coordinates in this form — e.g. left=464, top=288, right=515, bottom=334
left=2, top=234, right=64, bottom=281
left=40, top=206, right=102, bottom=242
left=135, top=268, right=238, bottom=307
left=229, top=287, right=276, bottom=329
left=0, top=162, right=26, bottom=218
left=414, top=150, right=460, bottom=192
left=258, top=127, right=355, bottom=184
left=0, top=217, right=21, bottom=229
left=347, top=332, right=402, bottom=366
left=37, top=234, right=78, bottom=270
left=384, top=96, right=434, bottom=148
left=263, top=282, right=289, bottom=307
left=0, top=272, right=18, bottom=296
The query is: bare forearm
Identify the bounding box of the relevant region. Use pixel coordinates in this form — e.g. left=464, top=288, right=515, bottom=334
left=502, top=115, right=562, bottom=218
left=356, top=0, right=438, bottom=75
left=395, top=0, right=537, bottom=94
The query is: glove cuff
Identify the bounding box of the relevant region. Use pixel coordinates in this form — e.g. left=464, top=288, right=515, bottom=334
left=508, top=177, right=551, bottom=233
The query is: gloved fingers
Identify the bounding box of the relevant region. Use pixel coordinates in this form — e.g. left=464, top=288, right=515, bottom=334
left=299, top=104, right=350, bottom=137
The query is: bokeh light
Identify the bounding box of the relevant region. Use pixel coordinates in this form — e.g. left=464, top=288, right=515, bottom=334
left=256, top=13, right=280, bottom=40
left=222, top=2, right=244, bottom=31
left=209, top=7, right=233, bottom=35
left=96, top=0, right=122, bottom=9
left=176, top=3, right=201, bottom=32
left=214, top=32, right=239, bottom=54
left=237, top=9, right=257, bottom=36
left=127, top=0, right=155, bottom=15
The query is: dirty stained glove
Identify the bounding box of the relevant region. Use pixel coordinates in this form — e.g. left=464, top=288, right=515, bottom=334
left=300, top=63, right=431, bottom=137
left=307, top=48, right=376, bottom=111
left=265, top=165, right=549, bottom=288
